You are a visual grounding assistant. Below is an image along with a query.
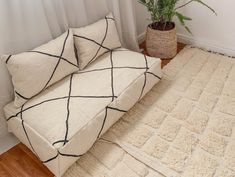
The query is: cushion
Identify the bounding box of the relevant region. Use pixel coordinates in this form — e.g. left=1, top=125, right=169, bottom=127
left=4, top=49, right=162, bottom=176
left=73, top=13, right=121, bottom=70
left=2, top=29, right=79, bottom=108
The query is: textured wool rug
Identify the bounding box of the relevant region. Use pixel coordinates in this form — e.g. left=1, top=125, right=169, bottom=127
left=63, top=47, right=235, bottom=177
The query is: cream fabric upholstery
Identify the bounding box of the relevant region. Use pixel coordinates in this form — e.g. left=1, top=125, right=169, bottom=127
left=73, top=13, right=121, bottom=69
left=2, top=29, right=79, bottom=107
left=4, top=49, right=162, bottom=176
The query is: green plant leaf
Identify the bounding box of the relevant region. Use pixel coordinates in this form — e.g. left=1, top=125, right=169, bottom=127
left=175, top=12, right=192, bottom=34
left=184, top=26, right=192, bottom=34
left=137, top=0, right=216, bottom=32
left=138, top=0, right=147, bottom=6
left=193, top=0, right=217, bottom=15
left=175, top=12, right=192, bottom=23
left=138, top=0, right=146, bottom=4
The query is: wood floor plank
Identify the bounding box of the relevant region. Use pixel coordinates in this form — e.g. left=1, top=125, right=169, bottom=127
left=0, top=41, right=186, bottom=177
left=0, top=164, right=13, bottom=177
left=18, top=144, right=53, bottom=176
left=0, top=147, right=32, bottom=177
left=0, top=144, right=53, bottom=177
left=140, top=42, right=186, bottom=68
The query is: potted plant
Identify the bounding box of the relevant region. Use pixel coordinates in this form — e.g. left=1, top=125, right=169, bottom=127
left=138, top=0, right=216, bottom=58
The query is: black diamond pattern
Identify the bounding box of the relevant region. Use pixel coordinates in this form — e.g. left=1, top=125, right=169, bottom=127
left=6, top=15, right=162, bottom=164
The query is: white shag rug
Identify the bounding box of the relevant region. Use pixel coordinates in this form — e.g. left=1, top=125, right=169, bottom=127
left=64, top=47, right=235, bottom=177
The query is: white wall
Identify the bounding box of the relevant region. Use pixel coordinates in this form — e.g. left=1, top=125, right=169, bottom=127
left=0, top=60, right=13, bottom=139
left=135, top=0, right=235, bottom=56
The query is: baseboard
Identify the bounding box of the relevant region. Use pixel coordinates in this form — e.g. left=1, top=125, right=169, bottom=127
left=0, top=133, right=19, bottom=154
left=137, top=32, right=235, bottom=58
left=138, top=32, right=146, bottom=44
left=177, top=33, right=235, bottom=58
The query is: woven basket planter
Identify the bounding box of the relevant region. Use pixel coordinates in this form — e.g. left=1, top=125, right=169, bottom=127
left=146, top=24, right=177, bottom=58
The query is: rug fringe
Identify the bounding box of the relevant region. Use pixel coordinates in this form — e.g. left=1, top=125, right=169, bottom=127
left=186, top=45, right=235, bottom=59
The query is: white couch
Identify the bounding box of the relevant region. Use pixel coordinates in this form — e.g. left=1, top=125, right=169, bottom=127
left=4, top=48, right=162, bottom=176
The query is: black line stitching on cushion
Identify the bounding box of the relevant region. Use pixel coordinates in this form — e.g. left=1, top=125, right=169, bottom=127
left=5, top=55, right=12, bottom=64
left=76, top=66, right=147, bottom=74
left=105, top=17, right=115, bottom=21
left=7, top=96, right=69, bottom=121
left=20, top=103, right=39, bottom=158
left=7, top=95, right=118, bottom=122
left=110, top=50, right=115, bottom=101
left=63, top=74, right=74, bottom=145
left=42, top=151, right=83, bottom=164
left=28, top=50, right=79, bottom=68
left=42, top=152, right=59, bottom=163
left=97, top=106, right=127, bottom=139
left=107, top=106, right=127, bottom=113
left=15, top=91, right=30, bottom=100
left=74, top=44, right=79, bottom=67
left=58, top=151, right=83, bottom=158
left=12, top=30, right=73, bottom=102
left=42, top=30, right=70, bottom=91
left=52, top=140, right=69, bottom=146
left=86, top=16, right=110, bottom=66
left=97, top=107, right=108, bottom=139
left=146, top=72, right=162, bottom=80
left=138, top=54, right=149, bottom=100
left=73, top=35, right=111, bottom=51
left=73, top=15, right=119, bottom=58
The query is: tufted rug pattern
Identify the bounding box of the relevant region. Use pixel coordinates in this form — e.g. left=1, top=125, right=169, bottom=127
left=64, top=47, right=235, bottom=177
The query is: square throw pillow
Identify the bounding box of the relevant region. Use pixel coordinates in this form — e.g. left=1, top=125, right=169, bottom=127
left=2, top=29, right=79, bottom=107
left=73, top=13, right=122, bottom=70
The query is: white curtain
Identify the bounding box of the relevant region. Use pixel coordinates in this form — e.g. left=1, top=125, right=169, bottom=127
left=0, top=0, right=139, bottom=138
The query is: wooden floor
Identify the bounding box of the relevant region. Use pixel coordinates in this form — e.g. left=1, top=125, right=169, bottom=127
left=0, top=42, right=186, bottom=177
left=0, top=143, right=54, bottom=177
left=139, top=42, right=186, bottom=68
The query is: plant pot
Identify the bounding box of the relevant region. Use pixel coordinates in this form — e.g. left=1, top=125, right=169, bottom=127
left=146, top=23, right=177, bottom=58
